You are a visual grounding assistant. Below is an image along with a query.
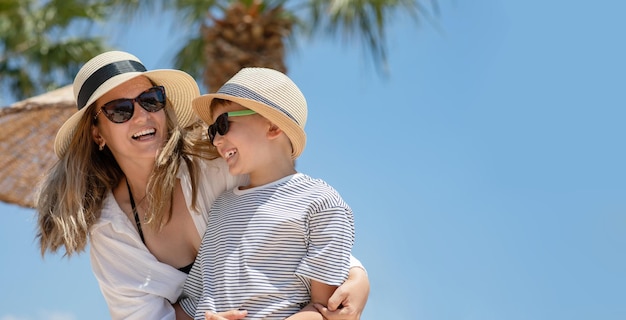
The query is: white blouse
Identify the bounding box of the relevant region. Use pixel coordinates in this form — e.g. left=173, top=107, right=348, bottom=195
left=89, top=158, right=244, bottom=319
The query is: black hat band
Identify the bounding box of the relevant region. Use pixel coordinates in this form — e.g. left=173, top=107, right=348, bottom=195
left=77, top=60, right=147, bottom=110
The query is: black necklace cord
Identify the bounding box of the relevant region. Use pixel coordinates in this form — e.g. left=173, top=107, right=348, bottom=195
left=125, top=179, right=146, bottom=244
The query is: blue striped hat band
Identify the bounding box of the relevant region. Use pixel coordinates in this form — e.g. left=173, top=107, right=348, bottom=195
left=217, top=83, right=299, bottom=125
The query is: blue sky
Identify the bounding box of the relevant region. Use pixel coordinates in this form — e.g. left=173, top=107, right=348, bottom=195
left=2, top=1, right=626, bottom=319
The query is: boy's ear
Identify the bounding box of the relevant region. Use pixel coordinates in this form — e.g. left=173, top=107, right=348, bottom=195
left=266, top=123, right=283, bottom=140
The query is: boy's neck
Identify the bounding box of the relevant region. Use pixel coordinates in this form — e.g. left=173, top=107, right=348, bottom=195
left=244, top=163, right=297, bottom=190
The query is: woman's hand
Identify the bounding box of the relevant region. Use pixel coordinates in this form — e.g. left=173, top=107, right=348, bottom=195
left=204, top=309, right=248, bottom=320
left=314, top=267, right=370, bottom=320
left=174, top=303, right=246, bottom=320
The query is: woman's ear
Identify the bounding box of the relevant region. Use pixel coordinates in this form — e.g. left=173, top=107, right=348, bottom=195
left=92, top=125, right=104, bottom=146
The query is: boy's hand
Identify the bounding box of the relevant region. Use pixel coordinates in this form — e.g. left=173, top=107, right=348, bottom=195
left=314, top=301, right=361, bottom=320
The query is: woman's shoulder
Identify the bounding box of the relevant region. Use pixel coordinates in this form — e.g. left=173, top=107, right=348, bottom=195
left=178, top=156, right=227, bottom=177
left=178, top=156, right=247, bottom=206
left=193, top=156, right=248, bottom=187
left=197, top=156, right=229, bottom=171
left=90, top=191, right=132, bottom=234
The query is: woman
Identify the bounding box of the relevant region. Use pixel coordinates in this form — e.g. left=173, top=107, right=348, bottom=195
left=36, top=51, right=369, bottom=320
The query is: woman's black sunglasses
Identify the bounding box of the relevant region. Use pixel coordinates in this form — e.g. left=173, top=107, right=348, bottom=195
left=94, top=86, right=166, bottom=124
left=207, top=110, right=257, bottom=144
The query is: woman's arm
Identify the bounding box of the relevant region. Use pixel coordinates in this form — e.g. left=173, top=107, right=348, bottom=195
left=202, top=310, right=248, bottom=320
left=314, top=266, right=370, bottom=320
left=200, top=269, right=369, bottom=320
left=178, top=303, right=249, bottom=320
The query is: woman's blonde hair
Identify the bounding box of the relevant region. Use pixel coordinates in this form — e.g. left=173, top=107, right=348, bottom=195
left=36, top=97, right=218, bottom=257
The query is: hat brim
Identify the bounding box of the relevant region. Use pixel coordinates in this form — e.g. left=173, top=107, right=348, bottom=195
left=193, top=93, right=306, bottom=159
left=54, top=69, right=199, bottom=157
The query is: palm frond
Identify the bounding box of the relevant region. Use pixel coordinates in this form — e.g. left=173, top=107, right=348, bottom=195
left=173, top=35, right=206, bottom=80
left=306, top=0, right=438, bottom=73
left=0, top=0, right=110, bottom=99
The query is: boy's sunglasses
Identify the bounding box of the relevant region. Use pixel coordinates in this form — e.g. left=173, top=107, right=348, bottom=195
left=94, top=86, right=166, bottom=124
left=207, top=110, right=257, bottom=144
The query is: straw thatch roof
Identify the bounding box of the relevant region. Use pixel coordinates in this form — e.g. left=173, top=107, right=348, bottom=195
left=0, top=85, right=76, bottom=208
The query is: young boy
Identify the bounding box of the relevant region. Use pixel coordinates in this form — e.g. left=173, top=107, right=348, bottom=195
left=178, top=67, right=356, bottom=320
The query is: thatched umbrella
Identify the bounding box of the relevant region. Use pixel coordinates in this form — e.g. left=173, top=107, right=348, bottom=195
left=0, top=85, right=76, bottom=208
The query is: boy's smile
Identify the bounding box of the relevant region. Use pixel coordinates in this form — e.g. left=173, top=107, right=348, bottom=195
left=223, top=149, right=237, bottom=160
left=209, top=100, right=295, bottom=188
left=210, top=103, right=263, bottom=175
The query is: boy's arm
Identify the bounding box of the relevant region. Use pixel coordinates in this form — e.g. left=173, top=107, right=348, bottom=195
left=315, top=266, right=370, bottom=320
left=284, top=280, right=338, bottom=320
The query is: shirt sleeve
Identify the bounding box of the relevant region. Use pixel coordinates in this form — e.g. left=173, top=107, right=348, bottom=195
left=296, top=204, right=355, bottom=286
left=349, top=254, right=366, bottom=272
left=90, top=220, right=187, bottom=320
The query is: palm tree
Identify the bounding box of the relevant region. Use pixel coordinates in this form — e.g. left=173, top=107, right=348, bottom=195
left=0, top=0, right=110, bottom=100
left=111, top=0, right=438, bottom=92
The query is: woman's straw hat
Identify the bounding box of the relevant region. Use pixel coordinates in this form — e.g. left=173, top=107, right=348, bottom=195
left=54, top=50, right=200, bottom=157
left=192, top=67, right=307, bottom=159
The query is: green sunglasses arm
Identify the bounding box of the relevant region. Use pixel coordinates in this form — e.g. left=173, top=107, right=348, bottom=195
left=227, top=110, right=257, bottom=117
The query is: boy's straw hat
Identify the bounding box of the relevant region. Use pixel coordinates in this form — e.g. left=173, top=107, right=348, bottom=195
left=54, top=50, right=200, bottom=157
left=193, top=67, right=307, bottom=159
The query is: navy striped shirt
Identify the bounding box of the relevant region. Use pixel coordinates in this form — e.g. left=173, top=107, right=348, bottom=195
left=180, top=173, right=355, bottom=319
